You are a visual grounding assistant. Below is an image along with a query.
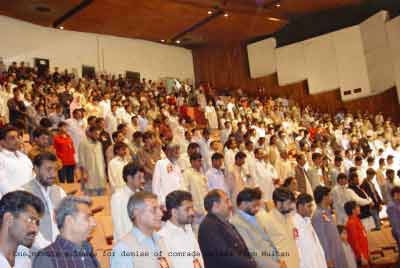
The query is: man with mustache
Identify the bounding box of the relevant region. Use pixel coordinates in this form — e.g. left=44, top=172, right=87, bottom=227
left=32, top=196, right=98, bottom=268
left=257, top=187, right=300, bottom=268
left=23, top=152, right=66, bottom=251
left=111, top=162, right=146, bottom=241
left=111, top=191, right=169, bottom=268
left=0, top=190, right=44, bottom=267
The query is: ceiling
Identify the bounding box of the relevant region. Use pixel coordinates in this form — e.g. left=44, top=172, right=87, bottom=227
left=0, top=0, right=364, bottom=47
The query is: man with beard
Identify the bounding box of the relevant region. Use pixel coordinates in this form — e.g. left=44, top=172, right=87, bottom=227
left=198, top=189, right=257, bottom=268
left=111, top=162, right=146, bottom=241
left=158, top=190, right=204, bottom=268
left=152, top=143, right=183, bottom=205
left=78, top=126, right=106, bottom=196
left=23, top=152, right=66, bottom=250
left=32, top=196, right=99, bottom=268
left=231, top=187, right=285, bottom=268
left=257, top=187, right=300, bottom=268
left=0, top=190, right=44, bottom=268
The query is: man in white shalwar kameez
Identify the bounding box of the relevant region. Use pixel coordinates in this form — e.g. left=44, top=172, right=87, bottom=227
left=252, top=149, right=277, bottom=202
left=292, top=193, right=328, bottom=268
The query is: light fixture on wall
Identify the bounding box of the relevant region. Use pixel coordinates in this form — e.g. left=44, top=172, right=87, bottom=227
left=161, top=39, right=165, bottom=42
left=267, top=17, right=281, bottom=22
left=275, top=3, right=281, bottom=7
left=176, top=40, right=181, bottom=44
left=59, top=26, right=64, bottom=30
left=208, top=10, right=213, bottom=15
left=224, top=13, right=229, bottom=17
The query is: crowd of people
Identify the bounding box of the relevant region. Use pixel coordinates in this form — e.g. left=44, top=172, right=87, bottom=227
left=0, top=61, right=399, bottom=268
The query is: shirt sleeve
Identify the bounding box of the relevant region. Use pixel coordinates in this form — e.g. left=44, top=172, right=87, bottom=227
left=110, top=242, right=134, bottom=268
left=346, top=189, right=372, bottom=206
left=387, top=205, right=400, bottom=242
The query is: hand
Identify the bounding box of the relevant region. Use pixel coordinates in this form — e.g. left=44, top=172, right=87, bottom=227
left=326, top=260, right=334, bottom=268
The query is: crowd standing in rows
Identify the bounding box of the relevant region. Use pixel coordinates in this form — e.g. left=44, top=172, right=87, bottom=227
left=0, top=61, right=400, bottom=268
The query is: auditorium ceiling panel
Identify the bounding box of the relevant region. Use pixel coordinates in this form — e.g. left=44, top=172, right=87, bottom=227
left=0, top=0, right=364, bottom=46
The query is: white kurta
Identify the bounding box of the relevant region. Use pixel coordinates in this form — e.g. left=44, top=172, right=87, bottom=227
left=182, top=168, right=208, bottom=216
left=111, top=186, right=135, bottom=241
left=108, top=156, right=130, bottom=192
left=158, top=221, right=204, bottom=268
left=292, top=213, right=327, bottom=268
left=253, top=160, right=276, bottom=201
left=0, top=149, right=33, bottom=196
left=205, top=105, right=219, bottom=129
left=152, top=158, right=183, bottom=204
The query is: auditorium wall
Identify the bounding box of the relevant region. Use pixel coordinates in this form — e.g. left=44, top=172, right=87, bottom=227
left=0, top=16, right=194, bottom=81
left=192, top=43, right=400, bottom=122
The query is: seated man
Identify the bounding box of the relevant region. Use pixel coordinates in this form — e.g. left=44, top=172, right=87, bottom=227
left=32, top=196, right=99, bottom=268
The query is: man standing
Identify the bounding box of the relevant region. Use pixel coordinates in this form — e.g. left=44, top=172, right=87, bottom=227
left=108, top=142, right=130, bottom=193
left=206, top=152, right=229, bottom=194
left=27, top=128, right=57, bottom=162
left=312, top=186, right=349, bottom=268
left=0, top=125, right=33, bottom=196
left=32, top=196, right=99, bottom=268
left=152, top=143, right=183, bottom=205
left=198, top=189, right=257, bottom=268
left=158, top=190, right=204, bottom=268
left=293, top=193, right=327, bottom=268
left=258, top=187, right=300, bottom=268
left=78, top=126, right=106, bottom=196
left=65, top=109, right=86, bottom=162
left=227, top=151, right=249, bottom=204
left=23, top=152, right=66, bottom=250
left=253, top=148, right=278, bottom=202
left=0, top=191, right=44, bottom=268
left=360, top=168, right=383, bottom=230
left=137, top=131, right=161, bottom=190
left=231, top=187, right=285, bottom=268
left=111, top=162, right=145, bottom=241
left=111, top=192, right=170, bottom=268
left=182, top=153, right=208, bottom=223
left=294, top=154, right=311, bottom=194
left=308, top=152, right=324, bottom=190
left=386, top=186, right=400, bottom=252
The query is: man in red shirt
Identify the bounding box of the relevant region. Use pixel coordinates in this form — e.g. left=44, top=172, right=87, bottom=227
left=344, top=201, right=370, bottom=268
left=53, top=121, right=76, bottom=183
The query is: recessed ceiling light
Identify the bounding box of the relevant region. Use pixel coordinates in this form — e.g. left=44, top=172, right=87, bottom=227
left=176, top=40, right=181, bottom=44
left=208, top=10, right=213, bottom=15
left=268, top=17, right=281, bottom=22
left=224, top=13, right=229, bottom=17
left=59, top=26, right=64, bottom=30
left=276, top=3, right=281, bottom=7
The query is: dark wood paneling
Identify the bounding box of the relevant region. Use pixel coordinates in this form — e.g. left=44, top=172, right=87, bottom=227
left=192, top=43, right=400, bottom=122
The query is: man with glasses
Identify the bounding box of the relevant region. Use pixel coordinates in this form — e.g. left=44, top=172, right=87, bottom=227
left=0, top=190, right=44, bottom=267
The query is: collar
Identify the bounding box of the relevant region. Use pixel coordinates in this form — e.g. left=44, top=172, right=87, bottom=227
left=132, top=226, right=161, bottom=244
left=165, top=220, right=190, bottom=233
left=34, top=179, right=49, bottom=195
left=237, top=209, right=256, bottom=222
left=0, top=148, right=21, bottom=157
left=56, top=235, right=87, bottom=252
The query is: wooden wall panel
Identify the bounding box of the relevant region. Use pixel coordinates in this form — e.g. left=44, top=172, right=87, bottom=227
left=192, top=43, right=400, bottom=122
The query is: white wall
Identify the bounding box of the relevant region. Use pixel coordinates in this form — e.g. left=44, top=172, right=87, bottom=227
left=247, top=38, right=277, bottom=79
left=360, top=11, right=394, bottom=94
left=303, top=33, right=339, bottom=94
left=0, top=16, right=194, bottom=81
left=255, top=11, right=400, bottom=102
left=276, top=42, right=306, bottom=86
